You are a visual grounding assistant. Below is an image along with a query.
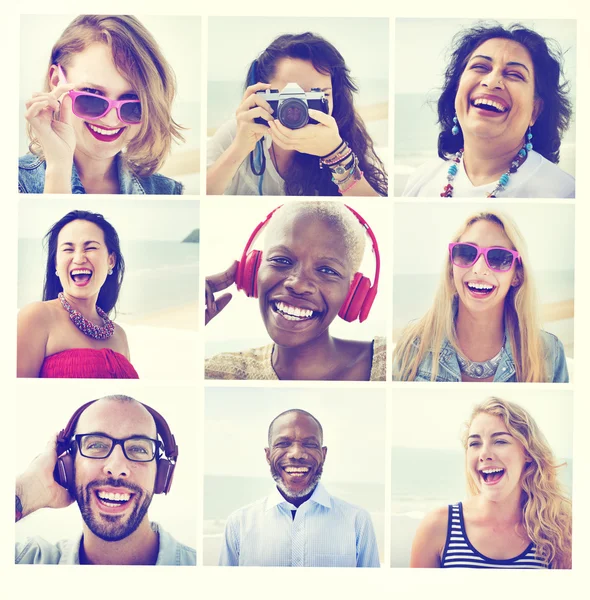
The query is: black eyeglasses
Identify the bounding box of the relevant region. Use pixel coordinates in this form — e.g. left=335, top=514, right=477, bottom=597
left=74, top=434, right=161, bottom=463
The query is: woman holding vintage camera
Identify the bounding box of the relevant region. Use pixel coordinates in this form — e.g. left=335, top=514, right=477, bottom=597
left=403, top=23, right=574, bottom=198
left=19, top=15, right=184, bottom=195
left=410, top=397, right=572, bottom=569
left=17, top=210, right=138, bottom=378
left=207, top=32, right=387, bottom=196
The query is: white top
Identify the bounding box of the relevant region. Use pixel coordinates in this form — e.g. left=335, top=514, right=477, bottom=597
left=403, top=150, right=575, bottom=198
left=207, top=119, right=285, bottom=195
left=218, top=483, right=380, bottom=567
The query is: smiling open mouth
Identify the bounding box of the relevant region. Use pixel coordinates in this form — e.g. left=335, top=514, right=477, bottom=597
left=96, top=490, right=133, bottom=508
left=85, top=122, right=125, bottom=142
left=480, top=468, right=505, bottom=484
left=282, top=465, right=311, bottom=478
left=272, top=301, right=320, bottom=322
left=465, top=282, right=496, bottom=297
left=471, top=98, right=509, bottom=113
left=70, top=269, right=93, bottom=284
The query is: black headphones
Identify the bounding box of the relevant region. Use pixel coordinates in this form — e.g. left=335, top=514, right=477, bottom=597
left=53, top=399, right=178, bottom=495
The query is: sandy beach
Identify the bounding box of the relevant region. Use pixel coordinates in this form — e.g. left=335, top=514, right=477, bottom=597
left=120, top=302, right=199, bottom=330
left=119, top=310, right=200, bottom=380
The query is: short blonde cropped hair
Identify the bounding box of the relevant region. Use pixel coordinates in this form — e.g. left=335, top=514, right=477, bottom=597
left=263, top=201, right=366, bottom=274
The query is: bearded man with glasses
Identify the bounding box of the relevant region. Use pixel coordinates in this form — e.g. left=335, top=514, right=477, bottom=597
left=15, top=394, right=196, bottom=565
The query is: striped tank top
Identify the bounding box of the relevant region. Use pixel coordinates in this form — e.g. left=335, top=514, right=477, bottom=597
left=441, top=503, right=547, bottom=569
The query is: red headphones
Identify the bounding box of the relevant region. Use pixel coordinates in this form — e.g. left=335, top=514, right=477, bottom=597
left=235, top=204, right=380, bottom=323
left=53, top=399, right=178, bottom=495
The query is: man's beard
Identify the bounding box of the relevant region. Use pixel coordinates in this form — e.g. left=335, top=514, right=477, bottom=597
left=76, top=478, right=152, bottom=542
left=270, top=463, right=323, bottom=501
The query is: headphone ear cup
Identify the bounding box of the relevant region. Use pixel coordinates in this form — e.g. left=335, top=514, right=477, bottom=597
left=358, top=285, right=378, bottom=323
left=339, top=273, right=371, bottom=322
left=154, top=459, right=175, bottom=494
left=238, top=250, right=262, bottom=298
left=54, top=452, right=75, bottom=492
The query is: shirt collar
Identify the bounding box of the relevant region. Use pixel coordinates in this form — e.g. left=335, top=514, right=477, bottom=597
left=70, top=153, right=146, bottom=194
left=72, top=522, right=168, bottom=565
left=266, top=482, right=332, bottom=511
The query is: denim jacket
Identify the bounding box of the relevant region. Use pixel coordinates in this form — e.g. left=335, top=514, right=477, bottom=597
left=396, top=329, right=569, bottom=383
left=18, top=153, right=183, bottom=195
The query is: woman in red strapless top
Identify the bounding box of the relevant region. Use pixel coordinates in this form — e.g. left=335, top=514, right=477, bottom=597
left=40, top=348, right=138, bottom=379
left=17, top=210, right=138, bottom=379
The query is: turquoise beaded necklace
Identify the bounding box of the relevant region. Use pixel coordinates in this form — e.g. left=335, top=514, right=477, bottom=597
left=441, top=133, right=532, bottom=198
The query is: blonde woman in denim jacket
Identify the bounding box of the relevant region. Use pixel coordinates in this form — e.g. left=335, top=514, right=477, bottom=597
left=393, top=210, right=568, bottom=383
left=19, top=15, right=184, bottom=195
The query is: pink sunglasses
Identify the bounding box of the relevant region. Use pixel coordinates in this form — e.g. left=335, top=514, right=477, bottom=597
left=57, top=64, right=142, bottom=125
left=449, top=242, right=521, bottom=273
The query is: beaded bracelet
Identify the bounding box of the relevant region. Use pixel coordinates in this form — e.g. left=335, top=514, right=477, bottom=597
left=328, top=151, right=356, bottom=177
left=340, top=171, right=364, bottom=194
left=331, top=154, right=359, bottom=185
left=320, top=141, right=351, bottom=167
left=325, top=149, right=353, bottom=169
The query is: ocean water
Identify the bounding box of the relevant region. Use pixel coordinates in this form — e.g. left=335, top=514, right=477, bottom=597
left=17, top=238, right=199, bottom=320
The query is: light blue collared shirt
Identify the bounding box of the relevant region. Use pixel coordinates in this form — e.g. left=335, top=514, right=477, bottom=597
left=15, top=522, right=196, bottom=565
left=219, top=483, right=380, bottom=567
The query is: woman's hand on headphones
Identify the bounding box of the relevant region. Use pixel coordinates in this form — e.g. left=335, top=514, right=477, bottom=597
left=268, top=109, right=342, bottom=157
left=16, top=435, right=74, bottom=520
left=233, top=83, right=275, bottom=156
left=205, top=261, right=238, bottom=326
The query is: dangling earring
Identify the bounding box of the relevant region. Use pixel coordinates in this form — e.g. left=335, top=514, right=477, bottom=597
left=108, top=268, right=113, bottom=276
left=55, top=270, right=59, bottom=276
left=526, top=126, right=533, bottom=152
left=452, top=114, right=460, bottom=136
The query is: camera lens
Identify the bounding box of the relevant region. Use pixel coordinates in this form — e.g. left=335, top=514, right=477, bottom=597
left=278, top=98, right=309, bottom=129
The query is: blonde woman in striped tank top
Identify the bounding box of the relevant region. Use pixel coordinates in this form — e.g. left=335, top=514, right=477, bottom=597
left=410, top=398, right=571, bottom=569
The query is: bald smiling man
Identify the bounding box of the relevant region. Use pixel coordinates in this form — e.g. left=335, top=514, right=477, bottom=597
left=219, top=409, right=380, bottom=567
left=15, top=395, right=195, bottom=565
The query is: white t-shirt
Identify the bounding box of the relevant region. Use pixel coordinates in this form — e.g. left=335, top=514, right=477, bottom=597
left=207, top=119, right=285, bottom=196
left=403, top=150, right=575, bottom=198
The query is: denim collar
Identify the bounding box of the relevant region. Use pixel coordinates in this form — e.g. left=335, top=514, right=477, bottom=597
left=71, top=153, right=147, bottom=194
left=438, top=332, right=516, bottom=382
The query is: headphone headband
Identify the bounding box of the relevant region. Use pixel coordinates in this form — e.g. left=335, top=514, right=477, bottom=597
left=55, top=398, right=178, bottom=495
left=343, top=204, right=381, bottom=294
left=236, top=203, right=380, bottom=322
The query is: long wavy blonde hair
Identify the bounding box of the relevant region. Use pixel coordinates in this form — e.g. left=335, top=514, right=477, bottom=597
left=462, top=397, right=572, bottom=569
left=28, top=15, right=184, bottom=177
left=393, top=210, right=547, bottom=381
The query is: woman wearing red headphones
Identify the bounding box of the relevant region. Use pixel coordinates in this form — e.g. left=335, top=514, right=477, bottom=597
left=204, top=201, right=384, bottom=380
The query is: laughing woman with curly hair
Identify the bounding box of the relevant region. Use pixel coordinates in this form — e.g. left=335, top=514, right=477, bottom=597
left=403, top=22, right=574, bottom=198
left=410, top=397, right=572, bottom=569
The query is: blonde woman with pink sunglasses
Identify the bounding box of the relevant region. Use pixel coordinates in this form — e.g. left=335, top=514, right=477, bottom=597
left=393, top=210, right=568, bottom=382
left=19, top=15, right=184, bottom=195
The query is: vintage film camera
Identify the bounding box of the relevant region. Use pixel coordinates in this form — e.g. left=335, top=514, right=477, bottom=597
left=255, top=83, right=329, bottom=129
